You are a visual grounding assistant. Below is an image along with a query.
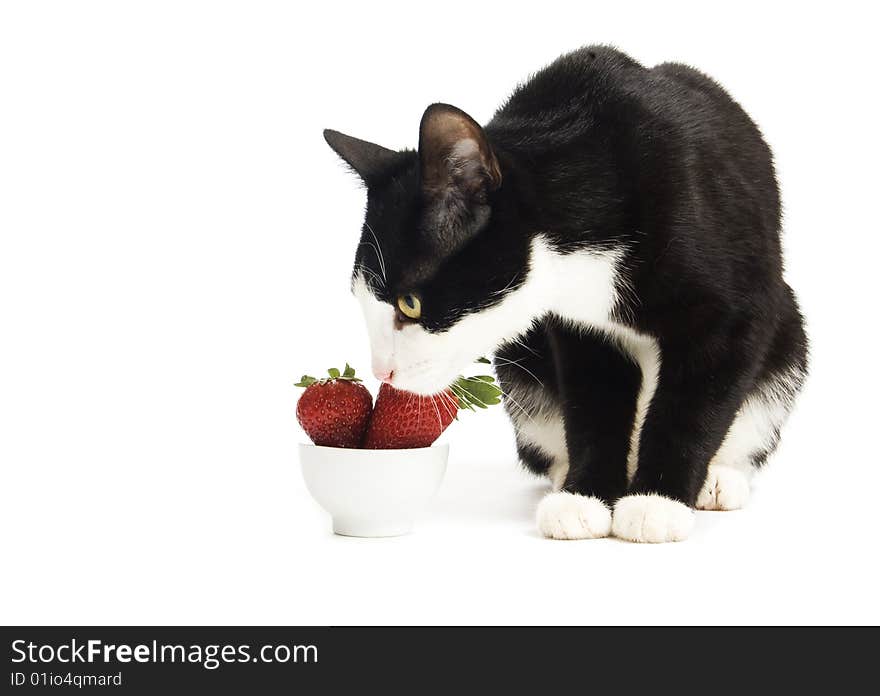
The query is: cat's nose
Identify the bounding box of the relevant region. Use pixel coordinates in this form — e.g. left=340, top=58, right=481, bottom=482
left=372, top=367, right=394, bottom=383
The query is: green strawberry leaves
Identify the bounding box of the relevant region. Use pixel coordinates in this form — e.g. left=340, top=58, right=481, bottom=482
left=452, top=374, right=503, bottom=411
left=295, top=364, right=362, bottom=388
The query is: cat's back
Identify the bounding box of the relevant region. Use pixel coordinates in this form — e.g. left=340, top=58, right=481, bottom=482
left=491, top=45, right=765, bottom=151
left=489, top=45, right=640, bottom=136
left=643, top=61, right=771, bottom=155
left=641, top=60, right=780, bottom=234
left=488, top=46, right=779, bottom=240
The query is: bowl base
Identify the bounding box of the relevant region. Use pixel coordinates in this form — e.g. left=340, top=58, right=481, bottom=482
left=332, top=517, right=414, bottom=538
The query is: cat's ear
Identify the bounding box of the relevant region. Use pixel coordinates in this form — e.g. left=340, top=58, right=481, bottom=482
left=323, top=129, right=400, bottom=185
left=418, top=104, right=501, bottom=200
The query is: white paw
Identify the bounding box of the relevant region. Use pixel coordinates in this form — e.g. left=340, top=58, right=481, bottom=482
left=697, top=465, right=750, bottom=511
left=536, top=492, right=612, bottom=540
left=612, top=494, right=694, bottom=543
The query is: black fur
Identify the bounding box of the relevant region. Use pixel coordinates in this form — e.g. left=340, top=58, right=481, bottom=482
left=325, top=46, right=808, bottom=509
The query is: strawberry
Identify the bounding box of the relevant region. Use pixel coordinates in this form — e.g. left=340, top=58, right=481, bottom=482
left=295, top=364, right=373, bottom=448
left=363, top=375, right=502, bottom=449
left=362, top=384, right=457, bottom=450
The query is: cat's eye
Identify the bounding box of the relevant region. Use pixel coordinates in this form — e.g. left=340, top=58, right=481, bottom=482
left=397, top=293, right=422, bottom=320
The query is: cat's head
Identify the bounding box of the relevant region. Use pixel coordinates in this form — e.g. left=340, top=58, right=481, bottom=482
left=324, top=104, right=535, bottom=395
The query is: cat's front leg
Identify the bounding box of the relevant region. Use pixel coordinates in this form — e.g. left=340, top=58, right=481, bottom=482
left=612, top=331, right=754, bottom=543
left=536, top=326, right=640, bottom=540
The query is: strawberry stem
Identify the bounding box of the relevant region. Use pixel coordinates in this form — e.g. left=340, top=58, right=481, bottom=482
left=295, top=364, right=363, bottom=388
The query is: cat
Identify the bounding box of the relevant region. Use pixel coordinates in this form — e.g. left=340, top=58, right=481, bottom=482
left=323, top=46, right=808, bottom=543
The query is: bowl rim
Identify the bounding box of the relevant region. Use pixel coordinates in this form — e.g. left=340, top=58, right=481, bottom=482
left=299, top=442, right=449, bottom=455
left=299, top=442, right=449, bottom=454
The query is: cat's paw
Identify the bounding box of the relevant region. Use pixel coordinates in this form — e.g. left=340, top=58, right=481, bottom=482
left=612, top=494, right=694, bottom=543
left=536, top=492, right=612, bottom=540
left=696, top=465, right=750, bottom=511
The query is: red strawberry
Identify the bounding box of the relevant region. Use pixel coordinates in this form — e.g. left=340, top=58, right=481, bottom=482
left=363, top=375, right=502, bottom=449
left=363, top=383, right=458, bottom=449
left=296, top=364, right=372, bottom=448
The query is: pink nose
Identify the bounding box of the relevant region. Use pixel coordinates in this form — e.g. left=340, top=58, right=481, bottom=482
left=373, top=368, right=394, bottom=384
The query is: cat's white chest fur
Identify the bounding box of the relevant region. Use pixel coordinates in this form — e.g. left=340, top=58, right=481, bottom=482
left=528, top=236, right=626, bottom=328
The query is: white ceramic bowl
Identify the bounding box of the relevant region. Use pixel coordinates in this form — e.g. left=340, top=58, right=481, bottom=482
left=299, top=443, right=449, bottom=537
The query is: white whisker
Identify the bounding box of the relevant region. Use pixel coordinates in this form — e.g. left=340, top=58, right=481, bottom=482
left=493, top=356, right=544, bottom=388
left=353, top=264, right=384, bottom=289
left=364, top=223, right=387, bottom=282
left=490, top=272, right=521, bottom=299
left=511, top=336, right=540, bottom=357
left=357, top=242, right=386, bottom=285
left=428, top=394, right=443, bottom=430
left=436, top=391, right=458, bottom=421
left=490, top=383, right=537, bottom=423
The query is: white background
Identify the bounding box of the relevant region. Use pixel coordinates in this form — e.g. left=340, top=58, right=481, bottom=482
left=2, top=1, right=878, bottom=625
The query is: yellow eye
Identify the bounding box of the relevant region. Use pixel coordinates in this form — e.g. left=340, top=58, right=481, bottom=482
left=397, top=293, right=422, bottom=320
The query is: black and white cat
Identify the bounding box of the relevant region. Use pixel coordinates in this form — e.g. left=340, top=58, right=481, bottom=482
left=323, top=46, right=808, bottom=542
